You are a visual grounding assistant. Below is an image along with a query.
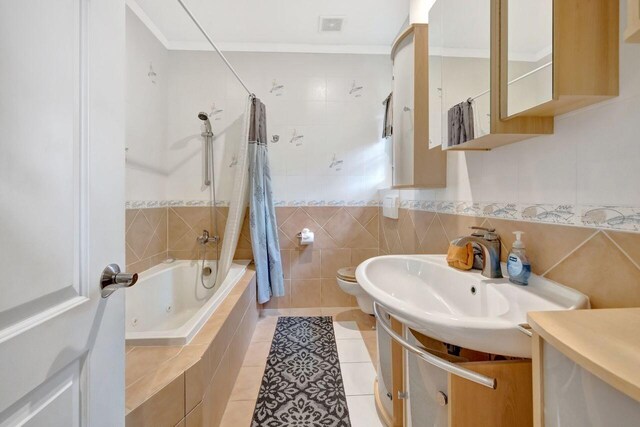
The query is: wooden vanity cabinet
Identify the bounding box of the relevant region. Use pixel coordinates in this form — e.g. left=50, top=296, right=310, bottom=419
left=529, top=310, right=640, bottom=427
left=390, top=24, right=447, bottom=188
left=377, top=324, right=533, bottom=427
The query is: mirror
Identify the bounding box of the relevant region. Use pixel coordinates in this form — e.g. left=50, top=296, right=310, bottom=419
left=506, top=0, right=553, bottom=117
left=428, top=0, right=443, bottom=148
left=436, top=0, right=492, bottom=148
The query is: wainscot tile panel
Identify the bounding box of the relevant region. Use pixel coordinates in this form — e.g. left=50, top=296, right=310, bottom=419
left=126, top=207, right=168, bottom=273
left=127, top=205, right=377, bottom=308
left=126, top=207, right=252, bottom=273
left=381, top=208, right=640, bottom=309
left=264, top=206, right=379, bottom=309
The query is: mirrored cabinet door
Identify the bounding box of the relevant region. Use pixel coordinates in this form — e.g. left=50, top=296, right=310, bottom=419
left=428, top=0, right=443, bottom=148
left=505, top=0, right=553, bottom=118
left=439, top=0, right=492, bottom=148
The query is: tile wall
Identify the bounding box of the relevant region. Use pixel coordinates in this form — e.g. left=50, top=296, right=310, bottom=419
left=126, top=205, right=379, bottom=310
left=266, top=206, right=380, bottom=310
left=380, top=208, right=640, bottom=309
left=125, top=206, right=253, bottom=272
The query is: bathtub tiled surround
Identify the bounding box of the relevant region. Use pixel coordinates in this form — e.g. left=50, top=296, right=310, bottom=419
left=266, top=206, right=380, bottom=310
left=219, top=308, right=381, bottom=427
left=125, top=208, right=168, bottom=274
left=125, top=206, right=253, bottom=271
left=126, top=205, right=377, bottom=309
left=125, top=269, right=258, bottom=427
left=380, top=209, right=640, bottom=309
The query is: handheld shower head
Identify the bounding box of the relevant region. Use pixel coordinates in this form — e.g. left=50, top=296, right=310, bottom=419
left=198, top=112, right=212, bottom=134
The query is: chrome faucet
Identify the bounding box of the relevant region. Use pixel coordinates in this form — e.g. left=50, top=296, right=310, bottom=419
left=451, top=227, right=503, bottom=279
left=197, top=229, right=219, bottom=245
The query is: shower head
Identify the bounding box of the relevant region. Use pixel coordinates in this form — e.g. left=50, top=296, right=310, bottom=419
left=198, top=112, right=212, bottom=134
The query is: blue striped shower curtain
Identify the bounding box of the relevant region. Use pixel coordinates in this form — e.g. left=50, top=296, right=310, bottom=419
left=248, top=98, right=284, bottom=304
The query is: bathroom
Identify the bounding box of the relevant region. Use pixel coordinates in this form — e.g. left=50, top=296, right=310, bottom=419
left=2, top=0, right=640, bottom=426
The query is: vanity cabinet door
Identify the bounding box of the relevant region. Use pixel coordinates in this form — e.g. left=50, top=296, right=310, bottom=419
left=540, top=342, right=640, bottom=427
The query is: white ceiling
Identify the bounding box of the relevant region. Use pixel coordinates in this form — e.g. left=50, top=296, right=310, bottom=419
left=128, top=0, right=410, bottom=54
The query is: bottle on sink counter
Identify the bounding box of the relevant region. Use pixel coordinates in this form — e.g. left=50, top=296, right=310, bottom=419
left=507, top=231, right=531, bottom=286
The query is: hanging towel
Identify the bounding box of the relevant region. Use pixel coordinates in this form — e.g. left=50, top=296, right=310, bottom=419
left=461, top=99, right=475, bottom=143
left=447, top=100, right=475, bottom=146
left=248, top=98, right=285, bottom=304
left=382, top=92, right=393, bottom=138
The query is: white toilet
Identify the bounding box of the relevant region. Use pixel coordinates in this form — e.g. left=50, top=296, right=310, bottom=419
left=336, top=267, right=374, bottom=315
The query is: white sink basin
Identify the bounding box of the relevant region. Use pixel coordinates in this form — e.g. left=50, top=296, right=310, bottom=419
left=356, top=255, right=589, bottom=358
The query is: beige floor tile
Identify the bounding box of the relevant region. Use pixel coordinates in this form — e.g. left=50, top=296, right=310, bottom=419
left=243, top=341, right=271, bottom=367
left=337, top=339, right=371, bottom=363
left=220, top=400, right=256, bottom=427
left=364, top=337, right=378, bottom=365
left=229, top=366, right=264, bottom=401
left=252, top=320, right=278, bottom=342
left=288, top=308, right=324, bottom=316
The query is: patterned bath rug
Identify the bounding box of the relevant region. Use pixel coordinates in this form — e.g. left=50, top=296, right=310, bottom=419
left=251, top=316, right=351, bottom=427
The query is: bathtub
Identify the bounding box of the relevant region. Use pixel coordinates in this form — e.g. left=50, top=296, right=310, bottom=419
left=125, top=259, right=250, bottom=346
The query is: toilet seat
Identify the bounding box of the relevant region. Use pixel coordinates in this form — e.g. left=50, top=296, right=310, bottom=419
left=336, top=266, right=373, bottom=315
left=337, top=267, right=357, bottom=283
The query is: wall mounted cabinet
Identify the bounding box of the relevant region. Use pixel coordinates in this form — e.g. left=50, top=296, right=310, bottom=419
left=503, top=0, right=619, bottom=118
left=391, top=24, right=447, bottom=188
left=625, top=0, right=640, bottom=43
left=430, top=0, right=619, bottom=152
left=430, top=0, right=553, bottom=152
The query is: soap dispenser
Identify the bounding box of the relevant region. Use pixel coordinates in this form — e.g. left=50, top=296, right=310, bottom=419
left=507, top=231, right=531, bottom=286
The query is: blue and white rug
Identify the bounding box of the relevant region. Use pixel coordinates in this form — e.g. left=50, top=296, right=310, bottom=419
left=251, top=316, right=351, bottom=427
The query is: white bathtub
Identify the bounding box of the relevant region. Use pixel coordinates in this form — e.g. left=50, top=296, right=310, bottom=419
left=125, top=259, right=250, bottom=346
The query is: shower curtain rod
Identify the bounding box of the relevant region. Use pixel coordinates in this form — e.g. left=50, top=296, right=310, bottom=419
left=176, top=0, right=254, bottom=97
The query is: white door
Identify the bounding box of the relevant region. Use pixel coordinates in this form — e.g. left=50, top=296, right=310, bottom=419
left=0, top=0, right=125, bottom=426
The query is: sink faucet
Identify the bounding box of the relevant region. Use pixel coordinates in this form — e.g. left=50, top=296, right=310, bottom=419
left=451, top=227, right=503, bottom=279
left=196, top=229, right=219, bottom=245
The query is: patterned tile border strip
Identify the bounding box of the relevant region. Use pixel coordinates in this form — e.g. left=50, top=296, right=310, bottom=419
left=125, top=199, right=382, bottom=209
left=399, top=200, right=640, bottom=233
left=125, top=199, right=640, bottom=232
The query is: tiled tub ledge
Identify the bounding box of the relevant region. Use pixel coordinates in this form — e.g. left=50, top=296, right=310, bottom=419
left=125, top=268, right=258, bottom=427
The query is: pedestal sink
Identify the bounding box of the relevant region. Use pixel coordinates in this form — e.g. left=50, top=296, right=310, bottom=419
left=356, top=255, right=589, bottom=358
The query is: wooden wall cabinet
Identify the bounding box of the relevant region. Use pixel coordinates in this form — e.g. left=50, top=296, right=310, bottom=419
left=503, top=0, right=619, bottom=118
left=430, top=0, right=619, bottom=152
left=391, top=24, right=447, bottom=188
left=625, top=0, right=640, bottom=43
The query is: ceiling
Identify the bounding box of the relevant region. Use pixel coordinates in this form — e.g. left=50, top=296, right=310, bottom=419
left=128, top=0, right=410, bottom=54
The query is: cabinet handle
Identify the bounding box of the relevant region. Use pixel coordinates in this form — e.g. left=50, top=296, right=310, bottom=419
left=373, top=302, right=497, bottom=390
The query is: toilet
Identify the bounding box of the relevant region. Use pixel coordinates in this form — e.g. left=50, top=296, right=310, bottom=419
left=336, top=266, right=374, bottom=315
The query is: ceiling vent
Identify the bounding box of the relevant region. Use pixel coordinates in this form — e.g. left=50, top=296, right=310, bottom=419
left=319, top=16, right=345, bottom=33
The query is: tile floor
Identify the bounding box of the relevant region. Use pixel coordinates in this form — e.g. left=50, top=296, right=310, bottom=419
left=219, top=307, right=385, bottom=427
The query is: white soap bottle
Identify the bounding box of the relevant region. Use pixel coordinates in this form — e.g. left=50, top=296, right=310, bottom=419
left=507, top=231, right=531, bottom=286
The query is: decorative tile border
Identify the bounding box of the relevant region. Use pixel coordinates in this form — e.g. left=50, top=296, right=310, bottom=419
left=125, top=200, right=231, bottom=209
left=397, top=199, right=640, bottom=232
left=126, top=199, right=640, bottom=232
left=127, top=199, right=382, bottom=209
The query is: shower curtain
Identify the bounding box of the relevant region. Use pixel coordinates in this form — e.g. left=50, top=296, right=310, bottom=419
left=216, top=95, right=252, bottom=286
left=248, top=98, right=284, bottom=304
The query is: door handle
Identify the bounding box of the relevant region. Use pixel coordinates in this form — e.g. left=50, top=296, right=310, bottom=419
left=100, top=264, right=138, bottom=298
